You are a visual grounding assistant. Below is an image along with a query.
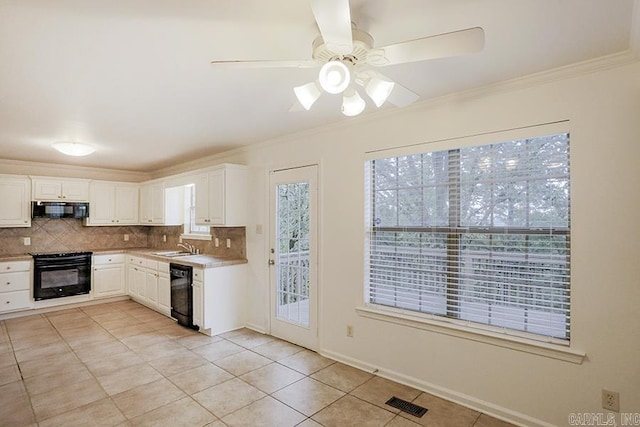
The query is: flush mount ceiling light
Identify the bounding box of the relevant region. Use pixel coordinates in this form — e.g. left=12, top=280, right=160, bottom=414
left=52, top=141, right=96, bottom=157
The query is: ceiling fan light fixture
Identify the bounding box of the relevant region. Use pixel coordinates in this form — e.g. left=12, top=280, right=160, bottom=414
left=52, top=141, right=96, bottom=157
left=318, top=61, right=350, bottom=94
left=341, top=89, right=366, bottom=117
left=294, top=81, right=322, bottom=110
left=365, top=76, right=395, bottom=107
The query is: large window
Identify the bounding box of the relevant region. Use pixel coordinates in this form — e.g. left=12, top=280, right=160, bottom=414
left=365, top=133, right=570, bottom=341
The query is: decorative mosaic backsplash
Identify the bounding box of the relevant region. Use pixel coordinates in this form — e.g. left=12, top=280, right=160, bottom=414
left=0, top=219, right=246, bottom=258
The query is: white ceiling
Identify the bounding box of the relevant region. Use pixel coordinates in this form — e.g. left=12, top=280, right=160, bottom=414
left=0, top=0, right=635, bottom=172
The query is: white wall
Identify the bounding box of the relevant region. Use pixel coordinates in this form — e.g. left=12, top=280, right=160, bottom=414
left=208, top=58, right=640, bottom=426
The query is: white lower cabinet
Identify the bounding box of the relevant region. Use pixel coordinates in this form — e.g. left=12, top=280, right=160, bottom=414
left=145, top=269, right=158, bottom=305
left=92, top=254, right=126, bottom=299
left=127, top=255, right=169, bottom=315
left=0, top=260, right=32, bottom=313
left=157, top=265, right=171, bottom=316
left=192, top=264, right=245, bottom=336
left=127, top=259, right=145, bottom=299
left=125, top=255, right=245, bottom=333
left=192, top=274, right=203, bottom=330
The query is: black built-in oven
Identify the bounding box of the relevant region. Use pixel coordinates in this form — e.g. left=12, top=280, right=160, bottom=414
left=32, top=252, right=92, bottom=300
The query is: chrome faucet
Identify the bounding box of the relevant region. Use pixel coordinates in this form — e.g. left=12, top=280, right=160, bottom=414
left=177, top=243, right=197, bottom=254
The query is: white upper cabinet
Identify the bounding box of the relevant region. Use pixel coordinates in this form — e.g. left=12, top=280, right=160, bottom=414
left=139, top=182, right=182, bottom=226
left=195, top=164, right=248, bottom=226
left=31, top=177, right=89, bottom=201
left=115, top=185, right=139, bottom=224
left=0, top=176, right=31, bottom=228
left=139, top=182, right=163, bottom=224
left=86, top=181, right=139, bottom=226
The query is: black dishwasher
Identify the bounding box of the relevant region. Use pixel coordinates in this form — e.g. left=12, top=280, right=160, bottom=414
left=170, top=263, right=198, bottom=330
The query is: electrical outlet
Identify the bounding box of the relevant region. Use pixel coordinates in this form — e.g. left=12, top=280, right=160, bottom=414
left=162, top=234, right=167, bottom=242
left=214, top=237, right=219, bottom=247
left=602, top=389, right=620, bottom=412
left=226, top=238, right=231, bottom=248
left=346, top=325, right=353, bottom=337
left=23, top=237, right=31, bottom=246
left=123, top=234, right=129, bottom=241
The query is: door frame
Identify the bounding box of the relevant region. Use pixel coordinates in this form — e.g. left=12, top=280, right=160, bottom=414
left=265, top=162, right=321, bottom=351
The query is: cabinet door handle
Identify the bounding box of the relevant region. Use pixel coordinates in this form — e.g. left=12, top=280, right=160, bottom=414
left=5, top=282, right=10, bottom=285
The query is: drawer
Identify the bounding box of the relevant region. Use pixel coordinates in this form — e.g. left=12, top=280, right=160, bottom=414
left=0, top=271, right=30, bottom=292
left=93, top=254, right=125, bottom=265
left=128, top=256, right=145, bottom=266
left=0, top=260, right=31, bottom=273
left=143, top=259, right=158, bottom=269
left=0, top=290, right=33, bottom=313
left=157, top=262, right=170, bottom=274
left=193, top=269, right=204, bottom=282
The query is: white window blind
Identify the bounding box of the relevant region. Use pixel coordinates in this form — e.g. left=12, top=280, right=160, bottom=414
left=365, top=133, right=571, bottom=341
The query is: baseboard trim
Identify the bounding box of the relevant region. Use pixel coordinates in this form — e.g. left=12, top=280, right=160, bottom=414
left=245, top=322, right=268, bottom=334
left=0, top=295, right=130, bottom=321
left=319, top=348, right=555, bottom=427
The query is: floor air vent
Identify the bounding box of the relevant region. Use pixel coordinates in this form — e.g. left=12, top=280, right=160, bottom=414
left=385, top=396, right=428, bottom=418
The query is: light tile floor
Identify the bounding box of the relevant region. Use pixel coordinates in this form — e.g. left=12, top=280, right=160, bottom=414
left=0, top=300, right=516, bottom=427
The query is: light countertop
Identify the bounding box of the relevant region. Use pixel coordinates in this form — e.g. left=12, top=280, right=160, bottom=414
left=0, top=249, right=247, bottom=269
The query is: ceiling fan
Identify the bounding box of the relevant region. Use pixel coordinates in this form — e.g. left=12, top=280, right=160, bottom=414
left=211, top=0, right=485, bottom=117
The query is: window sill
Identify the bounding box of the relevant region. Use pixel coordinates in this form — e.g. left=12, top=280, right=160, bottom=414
left=356, top=306, right=586, bottom=364
left=180, top=233, right=212, bottom=241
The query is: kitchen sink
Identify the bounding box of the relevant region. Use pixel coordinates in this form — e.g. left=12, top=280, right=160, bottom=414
left=151, top=251, right=193, bottom=258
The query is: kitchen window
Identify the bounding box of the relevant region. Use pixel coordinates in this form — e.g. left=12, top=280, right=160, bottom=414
left=182, top=184, right=211, bottom=239
left=364, top=133, right=571, bottom=342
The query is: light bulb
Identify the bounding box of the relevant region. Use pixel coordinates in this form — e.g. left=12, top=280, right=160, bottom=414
left=294, top=81, right=322, bottom=110
left=341, top=89, right=366, bottom=117
left=365, top=76, right=395, bottom=107
left=318, top=61, right=350, bottom=94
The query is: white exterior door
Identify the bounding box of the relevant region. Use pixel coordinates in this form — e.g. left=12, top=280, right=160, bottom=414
left=269, top=165, right=318, bottom=350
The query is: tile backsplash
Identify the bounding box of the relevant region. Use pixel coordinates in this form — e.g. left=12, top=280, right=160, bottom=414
left=147, top=226, right=246, bottom=259
left=0, top=219, right=246, bottom=258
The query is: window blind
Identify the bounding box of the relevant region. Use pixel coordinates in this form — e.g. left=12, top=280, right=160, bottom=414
left=365, top=133, right=570, bottom=340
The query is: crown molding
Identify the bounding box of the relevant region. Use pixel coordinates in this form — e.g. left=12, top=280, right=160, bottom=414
left=0, top=158, right=150, bottom=182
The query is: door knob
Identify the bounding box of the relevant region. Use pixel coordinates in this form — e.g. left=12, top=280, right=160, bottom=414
left=268, top=259, right=275, bottom=265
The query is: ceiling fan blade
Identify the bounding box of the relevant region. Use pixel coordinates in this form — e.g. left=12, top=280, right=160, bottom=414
left=311, top=0, right=353, bottom=55
left=386, top=80, right=420, bottom=108
left=210, top=59, right=318, bottom=69
left=378, top=27, right=485, bottom=66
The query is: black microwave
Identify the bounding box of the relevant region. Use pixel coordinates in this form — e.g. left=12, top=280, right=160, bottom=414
left=31, top=201, right=89, bottom=219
